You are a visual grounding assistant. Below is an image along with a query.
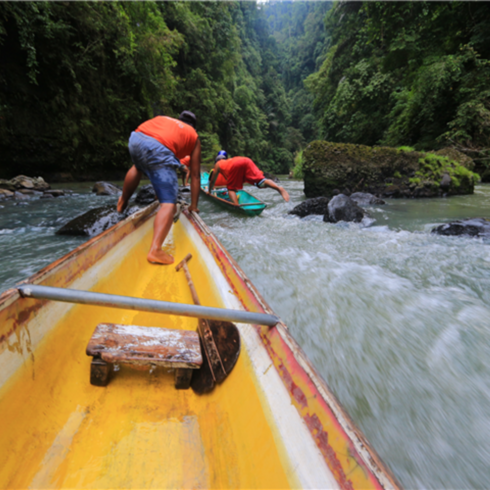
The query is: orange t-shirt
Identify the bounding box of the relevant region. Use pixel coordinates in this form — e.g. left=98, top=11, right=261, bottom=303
left=217, top=157, right=264, bottom=191
left=136, top=116, right=198, bottom=160
left=216, top=158, right=237, bottom=180
left=180, top=156, right=190, bottom=167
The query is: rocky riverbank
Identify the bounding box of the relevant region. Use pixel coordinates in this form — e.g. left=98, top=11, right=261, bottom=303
left=0, top=175, right=73, bottom=200
left=302, top=142, right=479, bottom=199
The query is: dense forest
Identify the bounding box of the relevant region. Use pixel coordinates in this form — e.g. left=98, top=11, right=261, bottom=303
left=0, top=1, right=297, bottom=178
left=305, top=1, right=490, bottom=172
left=1, top=1, right=489, bottom=180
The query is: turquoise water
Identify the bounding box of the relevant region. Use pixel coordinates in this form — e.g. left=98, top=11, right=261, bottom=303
left=2, top=180, right=490, bottom=489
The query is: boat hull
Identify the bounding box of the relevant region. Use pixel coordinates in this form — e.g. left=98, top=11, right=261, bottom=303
left=200, top=172, right=267, bottom=216
left=0, top=204, right=400, bottom=489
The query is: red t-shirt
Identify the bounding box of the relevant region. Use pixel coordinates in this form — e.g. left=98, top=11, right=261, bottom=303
left=214, top=173, right=227, bottom=187
left=180, top=156, right=190, bottom=167
left=136, top=116, right=198, bottom=160
left=218, top=157, right=264, bottom=191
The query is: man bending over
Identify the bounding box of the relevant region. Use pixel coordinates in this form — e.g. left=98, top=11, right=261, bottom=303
left=117, top=111, right=201, bottom=265
left=208, top=151, right=289, bottom=204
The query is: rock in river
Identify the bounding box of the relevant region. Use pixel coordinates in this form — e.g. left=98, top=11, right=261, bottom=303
left=431, top=218, right=490, bottom=238
left=289, top=197, right=330, bottom=218
left=56, top=205, right=140, bottom=236
left=324, top=194, right=366, bottom=223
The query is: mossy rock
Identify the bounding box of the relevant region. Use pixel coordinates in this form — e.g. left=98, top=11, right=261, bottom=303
left=433, top=148, right=475, bottom=171
left=303, top=141, right=478, bottom=199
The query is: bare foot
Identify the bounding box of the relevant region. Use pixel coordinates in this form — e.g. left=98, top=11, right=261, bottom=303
left=147, top=249, right=174, bottom=265
left=279, top=187, right=290, bottom=202
left=117, top=195, right=128, bottom=213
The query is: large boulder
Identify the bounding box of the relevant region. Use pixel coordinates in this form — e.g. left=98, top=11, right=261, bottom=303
left=92, top=182, right=121, bottom=196
left=303, top=141, right=478, bottom=199
left=324, top=194, right=366, bottom=223
left=431, top=218, right=490, bottom=238
left=289, top=197, right=330, bottom=218
left=56, top=205, right=140, bottom=236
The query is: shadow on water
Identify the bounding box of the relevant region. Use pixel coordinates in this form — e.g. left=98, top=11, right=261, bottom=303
left=2, top=179, right=490, bottom=488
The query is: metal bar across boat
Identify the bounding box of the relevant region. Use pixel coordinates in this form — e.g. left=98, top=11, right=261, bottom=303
left=17, top=284, right=279, bottom=326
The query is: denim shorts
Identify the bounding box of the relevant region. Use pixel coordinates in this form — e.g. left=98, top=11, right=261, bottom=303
left=128, top=131, right=180, bottom=204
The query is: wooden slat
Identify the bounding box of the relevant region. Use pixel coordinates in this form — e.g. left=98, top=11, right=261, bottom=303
left=86, top=323, right=202, bottom=369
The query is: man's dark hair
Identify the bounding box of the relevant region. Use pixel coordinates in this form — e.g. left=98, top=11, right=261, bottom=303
left=179, top=110, right=197, bottom=129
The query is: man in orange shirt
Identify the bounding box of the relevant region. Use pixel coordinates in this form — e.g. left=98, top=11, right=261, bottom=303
left=208, top=151, right=289, bottom=204
left=179, top=155, right=191, bottom=186
left=117, top=111, right=201, bottom=265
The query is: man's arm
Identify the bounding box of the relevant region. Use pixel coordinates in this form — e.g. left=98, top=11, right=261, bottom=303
left=261, top=178, right=290, bottom=202
left=188, top=139, right=201, bottom=213
left=208, top=162, right=221, bottom=193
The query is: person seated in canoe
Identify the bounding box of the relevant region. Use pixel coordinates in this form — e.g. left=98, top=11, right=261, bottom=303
left=179, top=155, right=190, bottom=186
left=208, top=151, right=289, bottom=204
left=117, top=111, right=201, bottom=265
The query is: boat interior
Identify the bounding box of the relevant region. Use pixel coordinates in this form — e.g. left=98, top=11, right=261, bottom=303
left=0, top=213, right=293, bottom=489
left=0, top=207, right=397, bottom=490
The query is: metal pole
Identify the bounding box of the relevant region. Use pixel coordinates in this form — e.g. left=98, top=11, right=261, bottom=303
left=17, top=284, right=279, bottom=327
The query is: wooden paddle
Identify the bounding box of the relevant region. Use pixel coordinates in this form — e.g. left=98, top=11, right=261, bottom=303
left=176, top=254, right=240, bottom=394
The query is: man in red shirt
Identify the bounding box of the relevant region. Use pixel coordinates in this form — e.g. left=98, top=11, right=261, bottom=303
left=208, top=151, right=289, bottom=205
left=117, top=111, right=201, bottom=265
left=179, top=155, right=191, bottom=186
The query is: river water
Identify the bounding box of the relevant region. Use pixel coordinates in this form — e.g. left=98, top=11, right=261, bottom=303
left=2, top=180, right=490, bottom=489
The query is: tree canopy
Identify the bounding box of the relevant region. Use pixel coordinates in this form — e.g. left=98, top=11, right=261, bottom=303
left=1, top=1, right=489, bottom=179
left=0, top=1, right=294, bottom=177
left=306, top=1, right=490, bottom=162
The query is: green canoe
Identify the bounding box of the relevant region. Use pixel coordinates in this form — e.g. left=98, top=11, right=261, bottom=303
left=200, top=172, right=267, bottom=217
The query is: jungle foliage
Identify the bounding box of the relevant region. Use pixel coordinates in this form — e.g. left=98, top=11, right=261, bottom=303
left=263, top=1, right=331, bottom=148
left=306, top=1, right=490, bottom=166
left=2, top=1, right=490, bottom=179
left=0, top=1, right=293, bottom=177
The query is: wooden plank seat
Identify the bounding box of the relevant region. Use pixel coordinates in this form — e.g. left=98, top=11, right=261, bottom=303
left=86, top=323, right=203, bottom=389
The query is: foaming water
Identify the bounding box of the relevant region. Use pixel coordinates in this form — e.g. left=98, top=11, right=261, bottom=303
left=203, top=181, right=490, bottom=489
left=2, top=179, right=490, bottom=487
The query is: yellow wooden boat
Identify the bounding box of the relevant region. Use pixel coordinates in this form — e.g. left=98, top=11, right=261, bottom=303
left=0, top=203, right=401, bottom=489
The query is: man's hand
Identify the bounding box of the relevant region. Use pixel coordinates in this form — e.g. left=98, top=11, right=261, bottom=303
left=188, top=205, right=200, bottom=213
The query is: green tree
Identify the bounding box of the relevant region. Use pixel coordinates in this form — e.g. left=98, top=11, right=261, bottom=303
left=306, top=1, right=490, bottom=161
